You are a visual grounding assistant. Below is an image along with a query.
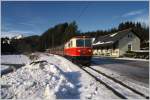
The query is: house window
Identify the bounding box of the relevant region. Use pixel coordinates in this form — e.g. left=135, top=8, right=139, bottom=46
left=128, top=44, right=132, bottom=51
left=113, top=44, right=116, bottom=50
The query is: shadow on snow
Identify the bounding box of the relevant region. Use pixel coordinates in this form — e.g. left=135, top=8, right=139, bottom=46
left=53, top=64, right=81, bottom=99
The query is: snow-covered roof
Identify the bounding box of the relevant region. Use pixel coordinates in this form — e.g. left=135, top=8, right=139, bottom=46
left=93, top=28, right=139, bottom=47
left=110, top=32, right=118, bottom=37
left=93, top=41, right=114, bottom=45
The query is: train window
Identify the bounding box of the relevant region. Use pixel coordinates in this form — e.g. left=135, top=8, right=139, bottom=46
left=76, top=39, right=91, bottom=47
left=70, top=41, right=72, bottom=47
left=85, top=39, right=91, bottom=47
left=76, top=39, right=84, bottom=47
left=68, top=42, right=70, bottom=47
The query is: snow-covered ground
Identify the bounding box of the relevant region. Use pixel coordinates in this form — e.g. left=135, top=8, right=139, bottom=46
left=1, top=55, right=31, bottom=74
left=1, top=53, right=120, bottom=99
left=84, top=67, right=147, bottom=99
left=1, top=65, right=10, bottom=71
left=94, top=55, right=149, bottom=62
left=114, top=57, right=149, bottom=62
left=90, top=65, right=149, bottom=97
left=1, top=55, right=30, bottom=64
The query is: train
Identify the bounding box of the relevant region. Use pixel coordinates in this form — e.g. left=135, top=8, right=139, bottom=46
left=64, top=36, right=92, bottom=66
left=48, top=36, right=93, bottom=66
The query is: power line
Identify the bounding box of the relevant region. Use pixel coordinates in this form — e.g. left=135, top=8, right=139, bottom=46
left=76, top=3, right=90, bottom=21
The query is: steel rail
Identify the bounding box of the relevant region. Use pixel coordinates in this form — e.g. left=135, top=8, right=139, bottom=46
left=86, top=65, right=149, bottom=99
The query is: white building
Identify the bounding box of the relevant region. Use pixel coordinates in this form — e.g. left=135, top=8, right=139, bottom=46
left=92, top=28, right=141, bottom=57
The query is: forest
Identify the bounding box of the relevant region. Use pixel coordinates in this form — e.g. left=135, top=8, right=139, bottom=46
left=1, top=21, right=149, bottom=54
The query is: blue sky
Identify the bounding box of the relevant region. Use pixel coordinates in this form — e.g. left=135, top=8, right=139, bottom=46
left=1, top=1, right=149, bottom=37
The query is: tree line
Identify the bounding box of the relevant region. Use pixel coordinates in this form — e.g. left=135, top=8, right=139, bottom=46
left=84, top=21, right=149, bottom=41
left=1, top=21, right=149, bottom=54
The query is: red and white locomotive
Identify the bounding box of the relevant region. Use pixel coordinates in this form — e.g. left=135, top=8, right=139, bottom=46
left=64, top=36, right=92, bottom=66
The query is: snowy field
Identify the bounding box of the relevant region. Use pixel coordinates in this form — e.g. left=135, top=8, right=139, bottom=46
left=1, top=65, right=10, bottom=71
left=1, top=55, right=31, bottom=75
left=1, top=55, right=30, bottom=64
left=1, top=53, right=120, bottom=99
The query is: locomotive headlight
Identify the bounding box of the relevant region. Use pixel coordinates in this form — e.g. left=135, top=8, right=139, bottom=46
left=88, top=49, right=92, bottom=52
left=77, top=50, right=81, bottom=52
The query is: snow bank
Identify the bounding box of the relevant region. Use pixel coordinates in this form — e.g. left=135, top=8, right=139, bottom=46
left=1, top=53, right=121, bottom=99
left=1, top=55, right=31, bottom=75
left=1, top=65, right=10, bottom=71
left=44, top=54, right=120, bottom=99
left=1, top=57, right=75, bottom=99
left=1, top=55, right=30, bottom=64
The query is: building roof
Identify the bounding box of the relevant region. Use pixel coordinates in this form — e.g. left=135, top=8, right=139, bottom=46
left=93, top=28, right=140, bottom=47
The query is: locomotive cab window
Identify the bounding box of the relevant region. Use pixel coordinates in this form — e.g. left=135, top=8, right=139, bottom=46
left=76, top=39, right=84, bottom=47
left=85, top=39, right=91, bottom=47
left=76, top=38, right=91, bottom=47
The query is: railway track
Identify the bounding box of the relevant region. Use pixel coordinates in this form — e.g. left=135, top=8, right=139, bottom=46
left=60, top=55, right=149, bottom=99
left=78, top=64, right=149, bottom=99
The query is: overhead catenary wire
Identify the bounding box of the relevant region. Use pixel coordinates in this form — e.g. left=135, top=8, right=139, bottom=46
left=75, top=3, right=90, bottom=21
left=75, top=3, right=90, bottom=36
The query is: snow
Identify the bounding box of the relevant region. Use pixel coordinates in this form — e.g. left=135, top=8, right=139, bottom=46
left=84, top=67, right=145, bottom=99
left=44, top=84, right=56, bottom=100
left=110, top=32, right=118, bottom=37
left=1, top=55, right=30, bottom=64
left=115, top=57, right=149, bottom=62
left=41, top=54, right=120, bottom=99
left=1, top=55, right=31, bottom=75
left=13, top=35, right=24, bottom=39
left=1, top=65, right=10, bottom=71
left=1, top=53, right=120, bottom=99
left=132, top=50, right=149, bottom=52
left=90, top=65, right=149, bottom=97
left=1, top=59, right=75, bottom=99
left=92, top=38, right=95, bottom=43
left=93, top=41, right=113, bottom=45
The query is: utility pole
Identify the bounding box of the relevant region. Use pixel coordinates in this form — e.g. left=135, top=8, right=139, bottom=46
left=51, top=33, right=54, bottom=54
left=52, top=33, right=54, bottom=48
